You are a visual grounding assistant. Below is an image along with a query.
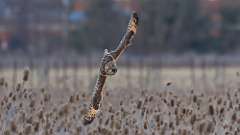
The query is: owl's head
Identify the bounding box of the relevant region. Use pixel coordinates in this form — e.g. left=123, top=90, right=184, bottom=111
left=100, top=49, right=117, bottom=76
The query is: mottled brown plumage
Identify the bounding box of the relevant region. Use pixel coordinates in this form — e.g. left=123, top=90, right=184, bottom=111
left=111, top=12, right=139, bottom=60
left=83, top=12, right=139, bottom=125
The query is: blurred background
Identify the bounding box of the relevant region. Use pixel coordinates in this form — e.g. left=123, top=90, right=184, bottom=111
left=0, top=0, right=240, bottom=55
left=0, top=0, right=240, bottom=91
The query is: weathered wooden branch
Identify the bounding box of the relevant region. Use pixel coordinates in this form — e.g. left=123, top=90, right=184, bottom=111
left=83, top=12, right=139, bottom=125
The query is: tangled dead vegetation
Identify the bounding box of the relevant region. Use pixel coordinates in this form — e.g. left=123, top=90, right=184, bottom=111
left=0, top=68, right=240, bottom=134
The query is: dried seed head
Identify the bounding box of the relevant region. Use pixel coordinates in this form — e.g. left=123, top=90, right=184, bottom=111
left=209, top=105, right=214, bottom=115
left=120, top=100, right=123, bottom=106
left=29, top=100, right=35, bottom=108
left=124, top=128, right=129, bottom=135
left=166, top=82, right=172, bottom=86
left=137, top=100, right=142, bottom=109
left=23, top=67, right=30, bottom=82
left=69, top=95, right=75, bottom=103
left=44, top=94, right=51, bottom=102
left=170, top=99, right=174, bottom=107
left=108, top=105, right=113, bottom=113
left=237, top=72, right=240, bottom=76
left=10, top=121, right=17, bottom=132
left=217, top=98, right=222, bottom=105
left=149, top=96, right=154, bottom=102
left=144, top=120, right=148, bottom=129
left=193, top=95, right=197, bottom=103
left=199, top=123, right=205, bottom=134
left=76, top=94, right=80, bottom=101
left=0, top=77, right=5, bottom=86
left=104, top=118, right=109, bottom=126
left=8, top=92, right=13, bottom=98
left=41, top=88, right=45, bottom=93
left=190, top=114, right=196, bottom=125
left=23, top=125, right=32, bottom=135
left=190, top=89, right=194, bottom=94
left=220, top=107, right=224, bottom=114
left=232, top=113, right=237, bottom=122
left=16, top=84, right=21, bottom=92
left=206, top=122, right=214, bottom=133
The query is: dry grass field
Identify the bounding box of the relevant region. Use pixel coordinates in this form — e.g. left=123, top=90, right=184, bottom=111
left=0, top=66, right=240, bottom=134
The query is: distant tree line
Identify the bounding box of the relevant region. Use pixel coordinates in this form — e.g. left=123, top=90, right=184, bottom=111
left=69, top=0, right=240, bottom=54
left=2, top=0, right=239, bottom=55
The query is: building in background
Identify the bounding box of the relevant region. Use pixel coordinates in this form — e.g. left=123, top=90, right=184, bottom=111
left=69, top=0, right=88, bottom=23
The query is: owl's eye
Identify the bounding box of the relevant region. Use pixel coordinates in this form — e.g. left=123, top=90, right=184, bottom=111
left=112, top=68, right=117, bottom=73
left=133, top=18, right=137, bottom=23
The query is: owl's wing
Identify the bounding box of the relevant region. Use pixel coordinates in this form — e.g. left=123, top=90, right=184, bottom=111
left=110, top=12, right=139, bottom=60
left=83, top=12, right=139, bottom=125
